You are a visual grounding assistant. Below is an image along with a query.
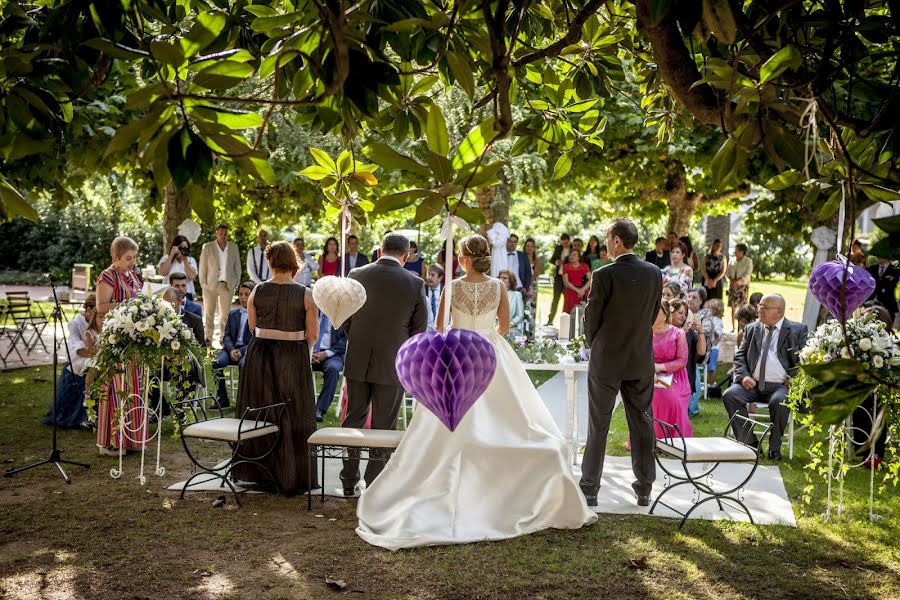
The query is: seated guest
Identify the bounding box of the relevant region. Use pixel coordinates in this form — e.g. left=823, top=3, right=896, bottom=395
left=749, top=292, right=763, bottom=311
left=688, top=287, right=717, bottom=346
left=169, top=272, right=202, bottom=318
left=671, top=299, right=707, bottom=419
left=706, top=299, right=725, bottom=342
left=43, top=294, right=101, bottom=428
left=645, top=236, right=671, bottom=269
left=662, top=281, right=683, bottom=303
left=211, top=282, right=255, bottom=409
left=312, top=312, right=347, bottom=422
left=499, top=270, right=525, bottom=337
left=425, top=264, right=444, bottom=331
left=723, top=294, right=808, bottom=460
left=153, top=287, right=206, bottom=415
left=651, top=300, right=692, bottom=438
left=735, top=303, right=758, bottom=347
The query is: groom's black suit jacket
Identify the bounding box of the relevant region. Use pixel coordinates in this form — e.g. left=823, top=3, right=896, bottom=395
left=342, top=257, right=427, bottom=386
left=583, top=252, right=662, bottom=381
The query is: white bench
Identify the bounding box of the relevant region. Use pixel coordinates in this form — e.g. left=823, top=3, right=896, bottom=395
left=307, top=427, right=404, bottom=509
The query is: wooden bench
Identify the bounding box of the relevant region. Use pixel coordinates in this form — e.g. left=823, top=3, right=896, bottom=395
left=307, top=427, right=404, bottom=509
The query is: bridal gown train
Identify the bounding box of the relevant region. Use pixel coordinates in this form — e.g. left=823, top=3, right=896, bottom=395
left=356, top=278, right=597, bottom=550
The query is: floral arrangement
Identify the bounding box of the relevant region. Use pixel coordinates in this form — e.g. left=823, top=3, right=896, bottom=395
left=86, top=294, right=206, bottom=422
left=567, top=335, right=590, bottom=363
left=505, top=335, right=564, bottom=364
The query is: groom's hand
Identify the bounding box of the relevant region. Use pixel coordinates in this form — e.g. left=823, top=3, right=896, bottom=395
left=741, top=376, right=756, bottom=390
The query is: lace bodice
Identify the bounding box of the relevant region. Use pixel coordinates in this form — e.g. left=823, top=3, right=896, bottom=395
left=450, top=278, right=502, bottom=332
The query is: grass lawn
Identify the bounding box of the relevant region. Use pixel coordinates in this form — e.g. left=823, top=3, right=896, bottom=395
left=1, top=365, right=898, bottom=599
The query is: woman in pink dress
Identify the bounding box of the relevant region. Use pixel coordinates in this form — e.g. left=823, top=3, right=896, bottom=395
left=651, top=300, right=693, bottom=438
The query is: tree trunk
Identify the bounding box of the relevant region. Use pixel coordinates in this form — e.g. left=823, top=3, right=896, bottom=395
left=705, top=214, right=732, bottom=253
left=475, top=187, right=498, bottom=235
left=162, top=183, right=191, bottom=254
left=663, top=160, right=700, bottom=235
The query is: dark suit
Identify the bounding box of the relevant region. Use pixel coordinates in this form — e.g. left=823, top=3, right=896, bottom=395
left=580, top=253, right=662, bottom=498
left=340, top=257, right=427, bottom=488
left=547, top=243, right=570, bottom=324
left=723, top=318, right=808, bottom=452
left=503, top=250, right=532, bottom=291
left=311, top=313, right=347, bottom=415
left=644, top=250, right=671, bottom=269
left=867, top=263, right=899, bottom=318
left=341, top=252, right=370, bottom=275
left=183, top=298, right=203, bottom=319
left=212, top=308, right=253, bottom=407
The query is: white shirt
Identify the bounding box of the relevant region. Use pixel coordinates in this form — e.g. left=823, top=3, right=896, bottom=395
left=752, top=318, right=787, bottom=385
left=246, top=246, right=270, bottom=284
left=506, top=251, right=522, bottom=289
left=217, top=244, right=228, bottom=282
left=346, top=253, right=361, bottom=271
left=425, top=285, right=442, bottom=332
left=66, top=315, right=93, bottom=376
left=293, top=255, right=320, bottom=286
left=157, top=255, right=198, bottom=295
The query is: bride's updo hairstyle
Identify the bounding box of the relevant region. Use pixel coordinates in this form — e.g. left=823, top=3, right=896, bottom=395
left=457, top=234, right=492, bottom=274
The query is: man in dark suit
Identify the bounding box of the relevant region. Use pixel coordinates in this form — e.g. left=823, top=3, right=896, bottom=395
left=580, top=218, right=662, bottom=507
left=505, top=234, right=532, bottom=293
left=867, top=258, right=899, bottom=320
left=644, top=237, right=671, bottom=269
left=342, top=234, right=370, bottom=275
left=312, top=312, right=347, bottom=421
left=169, top=272, right=203, bottom=319
left=340, top=232, right=428, bottom=495
left=211, top=281, right=255, bottom=408
left=722, top=294, right=808, bottom=460
left=156, top=287, right=207, bottom=416
left=546, top=233, right=571, bottom=325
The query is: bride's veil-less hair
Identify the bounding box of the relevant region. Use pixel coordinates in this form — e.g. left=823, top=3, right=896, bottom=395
left=457, top=235, right=492, bottom=274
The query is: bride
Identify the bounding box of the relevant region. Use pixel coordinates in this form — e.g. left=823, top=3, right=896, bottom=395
left=356, top=234, right=597, bottom=550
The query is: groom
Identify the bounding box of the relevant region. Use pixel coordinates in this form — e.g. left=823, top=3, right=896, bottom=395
left=340, top=232, right=428, bottom=495
left=580, top=218, right=662, bottom=507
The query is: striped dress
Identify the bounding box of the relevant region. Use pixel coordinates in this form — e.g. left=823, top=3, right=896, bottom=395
left=95, top=267, right=146, bottom=451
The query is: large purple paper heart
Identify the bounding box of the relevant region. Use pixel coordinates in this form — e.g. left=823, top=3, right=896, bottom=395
left=809, top=260, right=876, bottom=321
left=395, top=330, right=497, bottom=432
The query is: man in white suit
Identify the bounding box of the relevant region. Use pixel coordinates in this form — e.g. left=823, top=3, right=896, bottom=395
left=199, top=224, right=242, bottom=344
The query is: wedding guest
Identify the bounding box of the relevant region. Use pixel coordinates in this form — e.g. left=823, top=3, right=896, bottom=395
left=233, top=241, right=319, bottom=495
left=403, top=241, right=427, bottom=278
left=42, top=295, right=100, bottom=429
left=343, top=234, right=369, bottom=274
left=583, top=235, right=601, bottom=269
left=661, top=241, right=694, bottom=293
left=318, top=237, right=340, bottom=278
left=651, top=299, right=692, bottom=438
left=562, top=249, right=590, bottom=314
left=662, top=282, right=684, bottom=303
left=523, top=238, right=541, bottom=335
left=211, top=282, right=255, bottom=409
left=246, top=229, right=271, bottom=284
left=723, top=294, right=808, bottom=460
left=573, top=238, right=584, bottom=254
left=726, top=243, right=753, bottom=330
left=292, top=238, right=319, bottom=286
left=671, top=299, right=707, bottom=419
left=706, top=299, right=725, bottom=343
left=425, top=264, right=444, bottom=331
left=735, top=303, right=758, bottom=348
left=505, top=234, right=532, bottom=293
left=848, top=239, right=867, bottom=268
left=199, top=224, right=241, bottom=344
left=680, top=235, right=700, bottom=281
left=596, top=245, right=613, bottom=268
left=688, top=288, right=716, bottom=347
left=666, top=231, right=678, bottom=250
left=867, top=257, right=899, bottom=321
left=312, top=312, right=347, bottom=422
left=95, top=236, right=145, bottom=456
left=644, top=237, right=670, bottom=269
left=853, top=306, right=894, bottom=469
left=701, top=239, right=728, bottom=301
left=749, top=292, right=762, bottom=311
left=370, top=230, right=389, bottom=262
left=169, top=272, right=202, bottom=318
left=547, top=233, right=572, bottom=324
left=435, top=247, right=461, bottom=280
left=499, top=270, right=525, bottom=337
left=157, top=235, right=198, bottom=299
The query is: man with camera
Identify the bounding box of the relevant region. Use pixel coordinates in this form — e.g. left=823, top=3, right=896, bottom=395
left=158, top=235, right=199, bottom=299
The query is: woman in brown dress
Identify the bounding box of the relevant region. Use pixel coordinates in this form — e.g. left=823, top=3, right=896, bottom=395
left=233, top=241, right=320, bottom=494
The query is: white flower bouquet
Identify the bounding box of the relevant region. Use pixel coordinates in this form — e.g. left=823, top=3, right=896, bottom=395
left=798, top=315, right=900, bottom=383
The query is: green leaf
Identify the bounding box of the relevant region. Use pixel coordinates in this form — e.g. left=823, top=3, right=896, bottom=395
left=458, top=161, right=506, bottom=189
left=336, top=149, right=353, bottom=177
left=759, top=46, right=802, bottom=85
left=452, top=118, right=496, bottom=170
left=425, top=151, right=453, bottom=184
left=0, top=134, right=53, bottom=161
left=858, top=184, right=900, bottom=203
left=181, top=11, right=227, bottom=58
left=873, top=214, right=900, bottom=234
left=701, top=0, right=737, bottom=44
left=363, top=143, right=431, bottom=178
left=104, top=106, right=171, bottom=158
left=764, top=169, right=803, bottom=191
left=190, top=106, right=264, bottom=129
left=308, top=148, right=336, bottom=172
left=250, top=11, right=304, bottom=32
left=83, top=37, right=149, bottom=60
left=550, top=153, right=573, bottom=181
left=710, top=138, right=737, bottom=188
left=298, top=165, right=332, bottom=181
left=192, top=61, right=255, bottom=90
left=375, top=189, right=443, bottom=213
left=648, top=0, right=673, bottom=23
left=410, top=75, right=439, bottom=97
left=235, top=154, right=276, bottom=185
left=445, top=51, right=475, bottom=98
left=819, top=188, right=842, bottom=219
left=0, top=176, right=37, bottom=221
left=867, top=234, right=900, bottom=260
left=414, top=195, right=445, bottom=224
left=801, top=360, right=876, bottom=425
left=187, top=183, right=215, bottom=225
left=452, top=202, right=485, bottom=225
left=425, top=105, right=450, bottom=157
left=149, top=39, right=186, bottom=67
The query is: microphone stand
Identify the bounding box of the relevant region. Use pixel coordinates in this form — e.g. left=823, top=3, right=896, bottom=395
left=4, top=274, right=90, bottom=483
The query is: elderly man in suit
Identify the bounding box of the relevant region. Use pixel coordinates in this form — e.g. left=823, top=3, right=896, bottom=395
left=312, top=312, right=348, bottom=421
left=504, top=234, right=532, bottom=294
left=169, top=272, right=203, bottom=319
left=340, top=232, right=428, bottom=496
left=211, top=282, right=255, bottom=409
left=199, top=223, right=242, bottom=344
left=723, top=293, right=809, bottom=461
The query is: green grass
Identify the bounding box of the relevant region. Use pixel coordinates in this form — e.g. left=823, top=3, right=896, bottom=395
left=1, top=365, right=898, bottom=599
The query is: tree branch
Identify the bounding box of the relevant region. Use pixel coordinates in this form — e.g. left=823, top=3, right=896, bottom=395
left=702, top=184, right=751, bottom=204
left=512, top=0, right=609, bottom=68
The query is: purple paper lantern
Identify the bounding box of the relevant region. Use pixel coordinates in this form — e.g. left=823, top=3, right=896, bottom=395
left=808, top=260, right=876, bottom=321
left=395, top=330, right=497, bottom=432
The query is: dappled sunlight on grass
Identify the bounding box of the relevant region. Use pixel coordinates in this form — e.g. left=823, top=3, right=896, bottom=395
left=188, top=572, right=234, bottom=599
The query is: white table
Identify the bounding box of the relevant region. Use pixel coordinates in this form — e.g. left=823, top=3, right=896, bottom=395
left=522, top=361, right=589, bottom=464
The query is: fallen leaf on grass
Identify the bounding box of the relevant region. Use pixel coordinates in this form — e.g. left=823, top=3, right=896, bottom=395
left=325, top=577, right=347, bottom=591
left=212, top=496, right=226, bottom=508
left=626, top=556, right=649, bottom=570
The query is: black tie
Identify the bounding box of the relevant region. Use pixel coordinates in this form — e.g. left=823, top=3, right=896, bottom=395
left=758, top=325, right=776, bottom=393
left=430, top=290, right=437, bottom=316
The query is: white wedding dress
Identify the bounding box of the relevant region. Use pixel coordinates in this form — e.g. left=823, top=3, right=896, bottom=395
left=356, top=278, right=597, bottom=550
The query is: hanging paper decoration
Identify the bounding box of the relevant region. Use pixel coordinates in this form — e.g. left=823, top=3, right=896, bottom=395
left=395, top=330, right=496, bottom=432
left=808, top=259, right=876, bottom=321
left=312, top=276, right=367, bottom=329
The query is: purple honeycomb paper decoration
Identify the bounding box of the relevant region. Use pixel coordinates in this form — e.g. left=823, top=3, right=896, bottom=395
left=808, top=260, right=876, bottom=321
left=395, top=330, right=497, bottom=432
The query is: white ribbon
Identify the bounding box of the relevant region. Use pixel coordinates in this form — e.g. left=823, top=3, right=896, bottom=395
left=440, top=214, right=470, bottom=331
left=836, top=181, right=846, bottom=258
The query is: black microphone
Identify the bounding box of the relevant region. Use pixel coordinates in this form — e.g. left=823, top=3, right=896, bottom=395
left=43, top=272, right=57, bottom=284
